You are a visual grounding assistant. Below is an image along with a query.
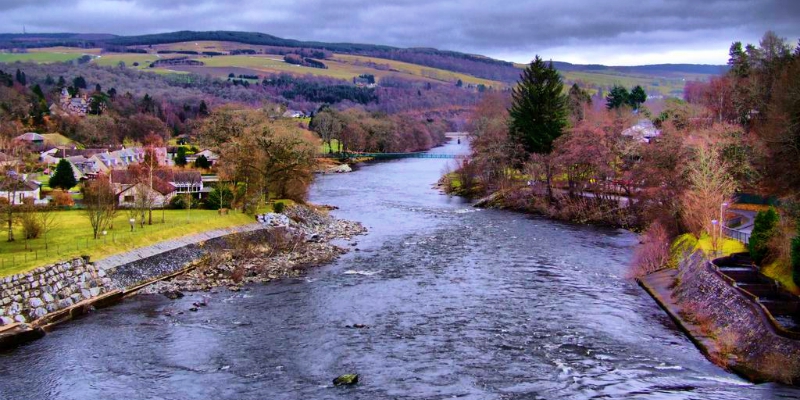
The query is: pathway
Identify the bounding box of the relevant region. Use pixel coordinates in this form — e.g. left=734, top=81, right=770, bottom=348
left=93, top=223, right=262, bottom=271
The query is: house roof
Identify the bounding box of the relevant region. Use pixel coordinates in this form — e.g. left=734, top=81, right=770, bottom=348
left=114, top=177, right=175, bottom=197
left=0, top=176, right=39, bottom=192
left=111, top=168, right=199, bottom=195
left=16, top=132, right=45, bottom=142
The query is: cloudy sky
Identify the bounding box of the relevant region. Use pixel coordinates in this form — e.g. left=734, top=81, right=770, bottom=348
left=1, top=0, right=798, bottom=65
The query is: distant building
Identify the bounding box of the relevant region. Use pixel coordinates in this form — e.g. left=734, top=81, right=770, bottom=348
left=282, top=110, right=306, bottom=118
left=0, top=176, right=41, bottom=205
left=622, top=119, right=661, bottom=143
left=186, top=149, right=219, bottom=166
left=89, top=147, right=172, bottom=173
left=111, top=169, right=206, bottom=208
left=59, top=88, right=90, bottom=116
left=15, top=132, right=44, bottom=146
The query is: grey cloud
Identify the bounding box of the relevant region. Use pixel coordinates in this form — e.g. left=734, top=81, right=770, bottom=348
left=1, top=0, right=798, bottom=64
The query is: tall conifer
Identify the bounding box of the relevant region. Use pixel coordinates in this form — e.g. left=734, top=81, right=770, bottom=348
left=508, top=56, right=567, bottom=155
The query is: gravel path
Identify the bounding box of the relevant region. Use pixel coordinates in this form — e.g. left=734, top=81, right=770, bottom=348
left=93, top=223, right=263, bottom=272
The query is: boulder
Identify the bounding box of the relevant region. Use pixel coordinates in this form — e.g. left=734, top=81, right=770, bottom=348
left=28, top=297, right=44, bottom=308
left=0, top=316, right=13, bottom=326
left=163, top=291, right=185, bottom=300
left=333, top=374, right=359, bottom=386
left=32, top=307, right=48, bottom=319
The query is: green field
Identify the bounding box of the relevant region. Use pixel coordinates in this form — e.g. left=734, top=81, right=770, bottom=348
left=0, top=208, right=258, bottom=277
left=332, top=54, right=503, bottom=87
left=0, top=52, right=83, bottom=64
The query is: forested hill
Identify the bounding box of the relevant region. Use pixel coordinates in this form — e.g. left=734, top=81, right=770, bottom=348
left=550, top=61, right=728, bottom=76
left=0, top=31, right=725, bottom=84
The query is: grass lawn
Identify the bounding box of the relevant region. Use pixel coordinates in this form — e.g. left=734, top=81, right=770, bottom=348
left=693, top=233, right=747, bottom=257
left=0, top=52, right=83, bottom=64
left=0, top=208, right=259, bottom=277
left=762, top=261, right=800, bottom=295
left=331, top=54, right=503, bottom=87
left=320, top=139, right=342, bottom=154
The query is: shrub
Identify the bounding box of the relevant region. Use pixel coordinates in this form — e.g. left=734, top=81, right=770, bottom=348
left=205, top=186, right=233, bottom=210
left=20, top=210, right=42, bottom=239
left=169, top=194, right=199, bottom=210
left=749, top=208, right=779, bottom=264
left=273, top=201, right=285, bottom=214
left=629, top=221, right=671, bottom=278
left=51, top=189, right=74, bottom=207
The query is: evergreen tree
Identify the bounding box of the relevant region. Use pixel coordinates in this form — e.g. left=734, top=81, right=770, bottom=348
left=748, top=208, right=779, bottom=264
left=57, top=76, right=66, bottom=87
left=32, top=84, right=45, bottom=99
left=628, top=85, right=647, bottom=109
left=194, top=154, right=211, bottom=169
left=107, top=87, right=117, bottom=99
left=508, top=56, right=567, bottom=154
left=72, top=76, right=87, bottom=89
left=95, top=83, right=102, bottom=92
left=456, top=79, right=463, bottom=87
left=88, top=93, right=108, bottom=115
left=141, top=93, right=155, bottom=113
left=568, top=83, right=592, bottom=122
left=44, top=75, right=55, bottom=85
left=175, top=147, right=187, bottom=166
left=15, top=69, right=26, bottom=86
left=728, top=41, right=750, bottom=77
left=49, top=159, right=78, bottom=191
left=606, top=85, right=630, bottom=110
left=198, top=100, right=209, bottom=116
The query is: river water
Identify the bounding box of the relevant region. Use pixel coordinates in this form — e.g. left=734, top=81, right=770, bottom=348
left=2, top=139, right=799, bottom=400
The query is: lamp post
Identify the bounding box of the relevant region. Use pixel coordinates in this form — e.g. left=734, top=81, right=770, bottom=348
left=711, top=219, right=719, bottom=255
left=129, top=218, right=135, bottom=232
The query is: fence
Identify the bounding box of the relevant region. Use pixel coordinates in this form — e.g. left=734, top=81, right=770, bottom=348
left=722, top=226, right=751, bottom=245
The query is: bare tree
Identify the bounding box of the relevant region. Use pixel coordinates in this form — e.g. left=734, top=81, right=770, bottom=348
left=0, top=143, right=34, bottom=242
left=680, top=144, right=738, bottom=239
left=83, top=178, right=116, bottom=239
left=37, top=203, right=59, bottom=250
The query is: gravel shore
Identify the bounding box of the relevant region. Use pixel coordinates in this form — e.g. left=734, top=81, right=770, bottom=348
left=142, top=205, right=366, bottom=294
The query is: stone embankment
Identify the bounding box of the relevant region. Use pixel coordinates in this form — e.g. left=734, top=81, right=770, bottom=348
left=639, top=251, right=800, bottom=384
left=142, top=205, right=366, bottom=292
left=0, top=258, right=110, bottom=325
left=0, top=205, right=364, bottom=338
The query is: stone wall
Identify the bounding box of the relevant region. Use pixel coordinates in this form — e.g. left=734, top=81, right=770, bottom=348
left=0, top=258, right=111, bottom=325
left=674, top=251, right=800, bottom=382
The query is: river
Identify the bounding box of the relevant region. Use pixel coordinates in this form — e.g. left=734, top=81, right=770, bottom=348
left=1, top=139, right=799, bottom=400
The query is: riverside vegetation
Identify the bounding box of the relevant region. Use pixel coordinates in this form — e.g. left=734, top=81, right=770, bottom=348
left=442, top=32, right=800, bottom=383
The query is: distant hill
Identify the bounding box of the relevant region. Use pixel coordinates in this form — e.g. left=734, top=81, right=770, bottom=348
left=550, top=61, right=728, bottom=76
left=0, top=30, right=726, bottom=96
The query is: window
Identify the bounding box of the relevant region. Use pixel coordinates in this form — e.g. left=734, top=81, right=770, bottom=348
left=124, top=195, right=134, bottom=203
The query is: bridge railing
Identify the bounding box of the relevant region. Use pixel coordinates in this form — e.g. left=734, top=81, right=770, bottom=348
left=722, top=226, right=750, bottom=245
left=316, top=152, right=466, bottom=159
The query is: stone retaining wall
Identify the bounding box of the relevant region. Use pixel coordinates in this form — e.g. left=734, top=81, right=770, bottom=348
left=0, top=258, right=111, bottom=325
left=673, top=251, right=800, bottom=381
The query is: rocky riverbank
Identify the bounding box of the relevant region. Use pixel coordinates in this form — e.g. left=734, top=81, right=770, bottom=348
left=142, top=204, right=366, bottom=294
left=439, top=182, right=638, bottom=229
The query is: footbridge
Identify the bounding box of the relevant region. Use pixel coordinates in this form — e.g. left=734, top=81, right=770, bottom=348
left=317, top=152, right=468, bottom=159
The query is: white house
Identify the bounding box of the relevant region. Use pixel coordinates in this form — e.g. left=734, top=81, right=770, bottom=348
left=0, top=177, right=41, bottom=205
left=622, top=119, right=661, bottom=143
